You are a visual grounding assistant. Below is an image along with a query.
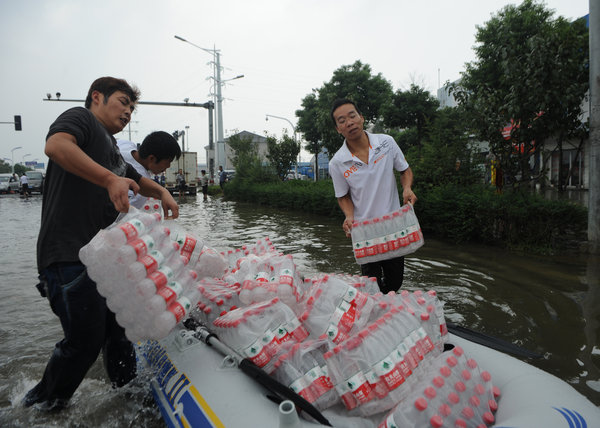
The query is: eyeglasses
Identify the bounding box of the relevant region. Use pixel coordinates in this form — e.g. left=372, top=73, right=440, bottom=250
left=335, top=111, right=359, bottom=126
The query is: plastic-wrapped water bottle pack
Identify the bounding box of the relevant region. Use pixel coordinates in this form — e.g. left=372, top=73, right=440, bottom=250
left=79, top=208, right=499, bottom=427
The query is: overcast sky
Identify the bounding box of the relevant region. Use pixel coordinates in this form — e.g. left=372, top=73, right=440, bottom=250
left=0, top=0, right=590, bottom=166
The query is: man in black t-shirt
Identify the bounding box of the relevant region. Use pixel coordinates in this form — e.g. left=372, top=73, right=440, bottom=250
left=24, top=77, right=179, bottom=411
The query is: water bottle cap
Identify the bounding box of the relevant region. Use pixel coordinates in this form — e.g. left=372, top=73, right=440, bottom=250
left=469, top=395, right=480, bottom=407
left=323, top=351, right=333, bottom=359
left=467, top=358, right=478, bottom=369
left=420, top=313, right=430, bottom=321
left=439, top=365, right=451, bottom=378
left=432, top=376, right=444, bottom=388
left=373, top=217, right=380, bottom=224
left=414, top=397, right=428, bottom=411
left=430, top=415, right=443, bottom=428
left=448, top=392, right=460, bottom=404
left=446, top=355, right=458, bottom=367
left=489, top=398, right=499, bottom=411
left=492, top=386, right=501, bottom=398
left=383, top=215, right=391, bottom=220
left=417, top=297, right=426, bottom=305
left=454, top=418, right=467, bottom=428
left=474, top=383, right=485, bottom=396
left=461, top=369, right=472, bottom=381
left=426, top=304, right=434, bottom=313
left=424, top=386, right=436, bottom=399
left=414, top=290, right=423, bottom=297
left=219, top=310, right=227, bottom=316
left=453, top=346, right=464, bottom=357
left=461, top=406, right=475, bottom=419
left=483, top=411, right=495, bottom=424
left=455, top=381, right=466, bottom=392
left=438, top=403, right=451, bottom=417
left=427, top=290, right=437, bottom=296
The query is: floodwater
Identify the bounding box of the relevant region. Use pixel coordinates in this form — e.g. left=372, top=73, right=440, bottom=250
left=1, top=192, right=599, bottom=427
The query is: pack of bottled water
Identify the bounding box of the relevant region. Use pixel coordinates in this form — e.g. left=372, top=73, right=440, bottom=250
left=78, top=208, right=500, bottom=427
left=80, top=209, right=207, bottom=342
left=351, top=203, right=424, bottom=265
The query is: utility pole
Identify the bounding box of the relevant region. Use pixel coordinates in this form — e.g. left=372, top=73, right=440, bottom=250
left=589, top=0, right=600, bottom=253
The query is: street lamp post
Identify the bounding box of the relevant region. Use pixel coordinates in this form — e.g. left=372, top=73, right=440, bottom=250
left=22, top=154, right=31, bottom=164
left=11, top=146, right=22, bottom=174
left=265, top=114, right=300, bottom=177
left=174, top=35, right=243, bottom=171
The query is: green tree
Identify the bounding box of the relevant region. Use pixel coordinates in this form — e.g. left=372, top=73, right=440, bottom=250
left=382, top=84, right=440, bottom=150
left=266, top=134, right=301, bottom=180
left=0, top=160, right=11, bottom=174
left=451, top=0, right=589, bottom=190
left=409, top=107, right=483, bottom=188
left=295, top=60, right=394, bottom=162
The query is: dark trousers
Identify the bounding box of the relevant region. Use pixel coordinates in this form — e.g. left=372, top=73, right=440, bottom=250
left=360, top=256, right=405, bottom=293
left=25, top=263, right=136, bottom=406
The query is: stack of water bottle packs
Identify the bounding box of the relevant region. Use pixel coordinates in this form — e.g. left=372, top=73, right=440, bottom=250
left=79, top=209, right=500, bottom=427
left=351, top=203, right=424, bottom=264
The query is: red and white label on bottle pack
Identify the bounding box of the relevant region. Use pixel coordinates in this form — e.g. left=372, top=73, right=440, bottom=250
left=331, top=300, right=357, bottom=334
left=129, top=235, right=155, bottom=258
left=391, top=345, right=413, bottom=379
left=261, top=329, right=280, bottom=357
left=243, top=338, right=270, bottom=368
left=304, top=366, right=333, bottom=398
left=379, top=413, right=399, bottom=428
left=168, top=296, right=192, bottom=323
left=158, top=281, right=184, bottom=306
left=147, top=266, right=175, bottom=289
left=325, top=323, right=347, bottom=344
left=290, top=375, right=316, bottom=403
left=346, top=372, right=372, bottom=405
left=374, top=355, right=405, bottom=391
left=285, top=318, right=309, bottom=342
left=335, top=378, right=359, bottom=410
left=279, top=268, right=294, bottom=286
left=179, top=236, right=202, bottom=262
left=416, top=327, right=435, bottom=354
left=119, top=219, right=145, bottom=242
left=138, top=250, right=165, bottom=275
left=354, top=241, right=367, bottom=258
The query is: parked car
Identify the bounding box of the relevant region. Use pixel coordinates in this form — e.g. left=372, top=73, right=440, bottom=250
left=25, top=171, right=44, bottom=194
left=0, top=174, right=10, bottom=194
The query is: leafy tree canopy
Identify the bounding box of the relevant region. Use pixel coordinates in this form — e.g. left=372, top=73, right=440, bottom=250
left=451, top=0, right=588, bottom=188
left=295, top=60, right=394, bottom=157
left=266, top=134, right=301, bottom=180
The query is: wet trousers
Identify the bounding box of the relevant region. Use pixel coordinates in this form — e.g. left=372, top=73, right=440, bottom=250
left=360, top=256, right=405, bottom=293
left=25, top=262, right=136, bottom=406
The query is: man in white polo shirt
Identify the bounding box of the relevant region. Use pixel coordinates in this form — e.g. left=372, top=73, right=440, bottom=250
left=117, top=131, right=181, bottom=209
left=329, top=98, right=417, bottom=292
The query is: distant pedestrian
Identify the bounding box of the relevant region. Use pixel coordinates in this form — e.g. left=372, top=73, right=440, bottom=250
left=176, top=168, right=186, bottom=195
left=20, top=172, right=30, bottom=196
left=218, top=165, right=227, bottom=190
left=200, top=169, right=209, bottom=201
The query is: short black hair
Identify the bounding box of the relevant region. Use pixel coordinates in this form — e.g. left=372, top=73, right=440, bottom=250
left=85, top=77, right=140, bottom=109
left=330, top=98, right=361, bottom=125
left=138, top=131, right=182, bottom=162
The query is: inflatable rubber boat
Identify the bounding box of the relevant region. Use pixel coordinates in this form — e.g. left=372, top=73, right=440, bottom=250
left=138, top=325, right=600, bottom=428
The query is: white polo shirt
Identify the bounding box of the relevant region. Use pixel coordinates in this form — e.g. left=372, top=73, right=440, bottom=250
left=117, top=139, right=152, bottom=209
left=329, top=132, right=409, bottom=221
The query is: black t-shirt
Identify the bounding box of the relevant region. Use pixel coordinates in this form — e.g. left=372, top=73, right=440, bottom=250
left=37, top=107, right=142, bottom=272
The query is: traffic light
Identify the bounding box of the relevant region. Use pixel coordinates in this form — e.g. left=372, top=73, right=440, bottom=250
left=14, top=115, right=22, bottom=131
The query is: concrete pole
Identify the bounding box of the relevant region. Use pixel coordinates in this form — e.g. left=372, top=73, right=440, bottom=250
left=215, top=50, right=225, bottom=171
left=589, top=0, right=600, bottom=253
